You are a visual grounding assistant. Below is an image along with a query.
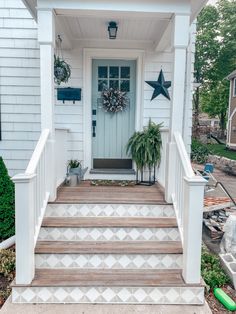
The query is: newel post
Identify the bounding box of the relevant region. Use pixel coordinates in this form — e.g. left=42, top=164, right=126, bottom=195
left=38, top=9, right=56, bottom=201
left=12, top=173, right=36, bottom=284
left=182, top=176, right=206, bottom=284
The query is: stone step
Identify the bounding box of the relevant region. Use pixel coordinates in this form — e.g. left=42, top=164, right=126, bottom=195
left=38, top=226, right=180, bottom=241
left=35, top=253, right=183, bottom=269
left=12, top=269, right=204, bottom=304
left=45, top=203, right=175, bottom=218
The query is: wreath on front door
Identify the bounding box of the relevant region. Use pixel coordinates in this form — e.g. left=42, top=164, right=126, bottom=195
left=101, top=88, right=128, bottom=113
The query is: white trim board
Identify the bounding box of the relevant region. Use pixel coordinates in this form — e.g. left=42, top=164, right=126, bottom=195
left=83, top=48, right=144, bottom=178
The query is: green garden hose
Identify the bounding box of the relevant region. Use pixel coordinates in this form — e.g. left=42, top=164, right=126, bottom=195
left=214, top=288, right=236, bottom=311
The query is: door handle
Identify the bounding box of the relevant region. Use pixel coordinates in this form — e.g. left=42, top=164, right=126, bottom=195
left=92, top=109, right=97, bottom=137
left=92, top=120, right=96, bottom=137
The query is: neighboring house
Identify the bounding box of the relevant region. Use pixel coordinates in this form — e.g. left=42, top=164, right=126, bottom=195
left=199, top=113, right=220, bottom=129
left=227, top=69, right=236, bottom=150
left=0, top=0, right=207, bottom=306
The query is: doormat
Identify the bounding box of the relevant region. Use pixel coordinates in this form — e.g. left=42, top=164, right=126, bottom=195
left=90, top=180, right=136, bottom=187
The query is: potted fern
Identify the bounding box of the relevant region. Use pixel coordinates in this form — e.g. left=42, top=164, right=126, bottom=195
left=54, top=55, right=71, bottom=85
left=126, top=119, right=162, bottom=185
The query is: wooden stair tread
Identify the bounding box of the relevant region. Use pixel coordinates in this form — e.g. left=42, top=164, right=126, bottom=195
left=12, top=269, right=201, bottom=287
left=42, top=217, right=177, bottom=228
left=35, top=241, right=183, bottom=254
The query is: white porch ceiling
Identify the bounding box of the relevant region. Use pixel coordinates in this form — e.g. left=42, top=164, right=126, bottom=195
left=56, top=14, right=172, bottom=50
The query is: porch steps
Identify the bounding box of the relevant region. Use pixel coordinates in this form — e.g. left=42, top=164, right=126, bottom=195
left=35, top=241, right=183, bottom=254
left=12, top=203, right=205, bottom=305
left=41, top=217, right=178, bottom=228
left=14, top=269, right=194, bottom=287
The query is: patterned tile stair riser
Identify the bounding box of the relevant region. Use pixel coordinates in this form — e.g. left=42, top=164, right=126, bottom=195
left=45, top=204, right=175, bottom=218
left=12, top=286, right=204, bottom=304
left=35, top=253, right=183, bottom=269
left=38, top=227, right=181, bottom=242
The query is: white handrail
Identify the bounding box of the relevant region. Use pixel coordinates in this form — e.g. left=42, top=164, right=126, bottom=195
left=174, top=132, right=194, bottom=178
left=171, top=131, right=206, bottom=284
left=12, top=129, right=51, bottom=284
left=26, top=129, right=50, bottom=174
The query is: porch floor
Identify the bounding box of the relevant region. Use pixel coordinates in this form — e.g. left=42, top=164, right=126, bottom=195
left=54, top=181, right=166, bottom=204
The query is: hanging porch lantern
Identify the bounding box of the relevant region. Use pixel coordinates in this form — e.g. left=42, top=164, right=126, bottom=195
left=108, top=21, right=118, bottom=39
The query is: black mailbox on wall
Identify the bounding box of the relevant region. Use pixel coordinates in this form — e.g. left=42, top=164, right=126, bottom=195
left=57, top=87, right=81, bottom=103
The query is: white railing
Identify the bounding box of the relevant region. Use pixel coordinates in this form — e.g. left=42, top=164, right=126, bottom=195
left=12, top=129, right=50, bottom=284
left=171, top=132, right=206, bottom=284
left=157, top=129, right=169, bottom=188
left=55, top=128, right=69, bottom=187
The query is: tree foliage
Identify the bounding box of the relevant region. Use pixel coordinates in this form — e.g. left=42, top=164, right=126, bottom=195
left=195, top=0, right=236, bottom=134
left=0, top=157, right=15, bottom=240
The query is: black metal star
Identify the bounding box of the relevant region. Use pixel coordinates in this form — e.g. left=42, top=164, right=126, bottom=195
left=145, top=69, right=171, bottom=101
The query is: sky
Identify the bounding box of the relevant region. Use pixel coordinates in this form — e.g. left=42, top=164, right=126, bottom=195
left=208, top=0, right=217, bottom=4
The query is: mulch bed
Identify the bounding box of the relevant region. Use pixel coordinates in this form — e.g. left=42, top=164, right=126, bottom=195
left=0, top=274, right=11, bottom=308
left=206, top=285, right=236, bottom=313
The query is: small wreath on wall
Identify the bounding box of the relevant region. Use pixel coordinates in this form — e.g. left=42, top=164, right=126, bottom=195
left=101, top=88, right=128, bottom=113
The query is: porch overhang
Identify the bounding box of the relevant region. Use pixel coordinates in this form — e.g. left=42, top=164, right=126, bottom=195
left=23, top=0, right=207, bottom=23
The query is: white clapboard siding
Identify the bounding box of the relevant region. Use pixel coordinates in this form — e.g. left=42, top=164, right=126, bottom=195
left=0, top=1, right=41, bottom=176
left=55, top=48, right=84, bottom=163
left=143, top=50, right=173, bottom=128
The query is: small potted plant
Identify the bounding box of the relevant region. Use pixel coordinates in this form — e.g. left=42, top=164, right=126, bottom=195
left=67, top=159, right=81, bottom=186
left=66, top=160, right=88, bottom=186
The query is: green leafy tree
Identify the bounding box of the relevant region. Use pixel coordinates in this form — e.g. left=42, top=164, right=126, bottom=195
left=0, top=157, right=15, bottom=240
left=194, top=5, right=220, bottom=137
left=194, top=0, right=236, bottom=137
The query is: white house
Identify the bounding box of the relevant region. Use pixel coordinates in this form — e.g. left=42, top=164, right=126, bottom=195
left=0, top=0, right=207, bottom=305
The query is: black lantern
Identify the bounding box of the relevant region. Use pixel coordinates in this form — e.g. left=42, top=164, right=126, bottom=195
left=108, top=21, right=118, bottom=39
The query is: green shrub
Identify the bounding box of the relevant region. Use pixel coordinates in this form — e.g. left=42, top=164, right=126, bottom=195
left=0, top=157, right=15, bottom=240
left=201, top=248, right=229, bottom=289
left=191, top=139, right=211, bottom=164
left=0, top=249, right=15, bottom=281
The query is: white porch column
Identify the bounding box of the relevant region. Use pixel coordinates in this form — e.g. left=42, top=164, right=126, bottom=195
left=38, top=9, right=57, bottom=201
left=165, top=14, right=190, bottom=202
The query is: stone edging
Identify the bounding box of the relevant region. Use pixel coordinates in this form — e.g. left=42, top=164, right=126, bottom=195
left=208, top=154, right=236, bottom=176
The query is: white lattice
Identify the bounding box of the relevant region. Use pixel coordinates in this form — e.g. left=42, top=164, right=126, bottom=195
left=39, top=227, right=180, bottom=241
left=45, top=204, right=175, bottom=218
left=12, top=286, right=204, bottom=304
left=35, top=253, right=183, bottom=269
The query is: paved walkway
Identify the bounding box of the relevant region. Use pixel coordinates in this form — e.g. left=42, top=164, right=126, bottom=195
left=193, top=163, right=236, bottom=199
left=1, top=297, right=212, bottom=314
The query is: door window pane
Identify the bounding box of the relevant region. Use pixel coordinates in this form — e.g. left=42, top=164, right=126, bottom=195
left=109, top=80, right=119, bottom=89
left=98, top=80, right=108, bottom=91
left=121, top=67, right=130, bottom=79
left=120, top=80, right=130, bottom=92
left=109, top=66, right=119, bottom=78
left=98, top=66, right=108, bottom=78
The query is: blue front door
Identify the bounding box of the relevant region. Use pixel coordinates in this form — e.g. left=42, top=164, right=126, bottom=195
left=92, top=59, right=136, bottom=169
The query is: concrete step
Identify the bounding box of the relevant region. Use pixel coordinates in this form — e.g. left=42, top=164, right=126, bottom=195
left=12, top=269, right=204, bottom=304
